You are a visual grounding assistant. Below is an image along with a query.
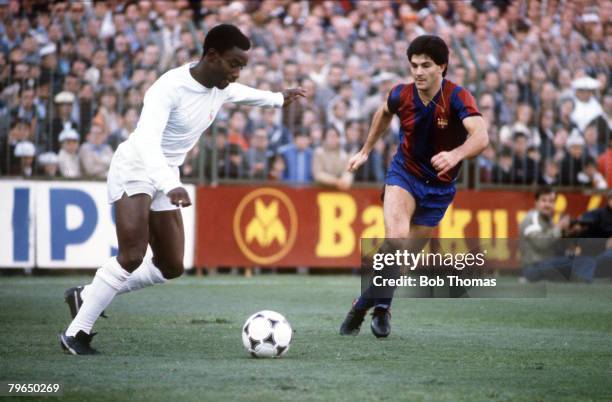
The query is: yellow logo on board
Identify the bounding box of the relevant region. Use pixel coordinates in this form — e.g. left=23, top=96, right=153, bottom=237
left=233, top=188, right=297, bottom=265
left=245, top=199, right=287, bottom=247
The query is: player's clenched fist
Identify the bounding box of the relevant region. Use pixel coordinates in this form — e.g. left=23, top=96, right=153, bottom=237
left=431, top=150, right=460, bottom=177
left=347, top=150, right=368, bottom=172
left=168, top=187, right=192, bottom=207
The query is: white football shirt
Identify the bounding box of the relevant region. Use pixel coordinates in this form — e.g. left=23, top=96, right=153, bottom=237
left=123, top=62, right=284, bottom=193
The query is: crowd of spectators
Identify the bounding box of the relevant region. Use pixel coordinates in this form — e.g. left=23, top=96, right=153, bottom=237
left=0, top=0, right=610, bottom=190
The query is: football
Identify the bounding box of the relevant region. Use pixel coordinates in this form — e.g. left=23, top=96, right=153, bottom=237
left=242, top=310, right=292, bottom=358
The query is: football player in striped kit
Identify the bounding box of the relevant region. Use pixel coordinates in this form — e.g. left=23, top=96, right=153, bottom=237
left=340, top=35, right=488, bottom=338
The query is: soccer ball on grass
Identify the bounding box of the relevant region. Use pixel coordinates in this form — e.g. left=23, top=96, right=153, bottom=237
left=242, top=310, right=292, bottom=358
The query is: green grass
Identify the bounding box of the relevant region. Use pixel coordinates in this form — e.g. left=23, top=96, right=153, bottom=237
left=1, top=275, right=611, bottom=401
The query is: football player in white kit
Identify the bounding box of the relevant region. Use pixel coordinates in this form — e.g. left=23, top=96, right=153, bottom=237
left=60, top=24, right=305, bottom=355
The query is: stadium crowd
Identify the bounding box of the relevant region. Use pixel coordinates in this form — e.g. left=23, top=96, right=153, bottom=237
left=0, top=0, right=610, bottom=189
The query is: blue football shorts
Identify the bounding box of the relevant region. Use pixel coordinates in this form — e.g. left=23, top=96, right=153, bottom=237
left=384, top=162, right=456, bottom=227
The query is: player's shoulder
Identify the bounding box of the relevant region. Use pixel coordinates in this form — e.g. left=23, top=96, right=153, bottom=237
left=153, top=63, right=196, bottom=86
left=146, top=63, right=193, bottom=98
left=387, top=82, right=411, bottom=102
left=445, top=79, right=479, bottom=113
left=444, top=79, right=474, bottom=97
left=387, top=83, right=414, bottom=114
left=389, top=82, right=410, bottom=94
left=156, top=63, right=191, bottom=85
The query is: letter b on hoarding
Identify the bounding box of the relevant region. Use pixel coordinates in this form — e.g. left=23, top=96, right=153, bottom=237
left=50, top=189, right=98, bottom=260
left=316, top=193, right=356, bottom=257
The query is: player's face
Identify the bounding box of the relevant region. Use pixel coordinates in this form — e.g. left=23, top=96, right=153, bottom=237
left=409, top=54, right=445, bottom=92
left=213, top=47, right=248, bottom=89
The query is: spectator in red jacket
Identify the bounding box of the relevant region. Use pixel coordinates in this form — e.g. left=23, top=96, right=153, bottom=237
left=597, top=138, right=612, bottom=188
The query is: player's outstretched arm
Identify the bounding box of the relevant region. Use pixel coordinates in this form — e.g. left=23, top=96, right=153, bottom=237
left=431, top=115, right=489, bottom=177
left=225, top=83, right=304, bottom=108
left=348, top=102, right=393, bottom=173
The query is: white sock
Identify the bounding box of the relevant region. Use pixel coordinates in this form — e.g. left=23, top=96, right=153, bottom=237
left=66, top=257, right=130, bottom=336
left=81, top=256, right=167, bottom=299
left=116, top=255, right=166, bottom=295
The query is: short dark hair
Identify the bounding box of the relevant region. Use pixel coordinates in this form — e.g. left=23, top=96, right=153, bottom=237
left=228, top=143, right=243, bottom=155
left=215, top=126, right=228, bottom=136
left=203, top=24, right=250, bottom=56
left=535, top=186, right=555, bottom=200
left=500, top=146, right=513, bottom=158
left=12, top=119, right=29, bottom=128
left=407, top=35, right=449, bottom=77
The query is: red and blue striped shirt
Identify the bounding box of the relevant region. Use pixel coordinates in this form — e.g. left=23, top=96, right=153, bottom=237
left=387, top=79, right=481, bottom=184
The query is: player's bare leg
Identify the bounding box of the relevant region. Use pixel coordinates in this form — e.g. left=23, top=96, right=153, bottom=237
left=383, top=185, right=415, bottom=238
left=341, top=185, right=436, bottom=337
left=61, top=193, right=151, bottom=355
left=371, top=186, right=432, bottom=337
left=341, top=186, right=411, bottom=335
left=69, top=203, right=185, bottom=314
left=106, top=208, right=185, bottom=295
left=148, top=208, right=185, bottom=280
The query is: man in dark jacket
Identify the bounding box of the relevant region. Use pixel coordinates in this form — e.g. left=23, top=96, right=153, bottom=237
left=572, top=190, right=612, bottom=277
left=520, top=187, right=596, bottom=282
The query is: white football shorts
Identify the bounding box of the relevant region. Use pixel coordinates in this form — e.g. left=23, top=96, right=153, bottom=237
left=107, top=142, right=180, bottom=211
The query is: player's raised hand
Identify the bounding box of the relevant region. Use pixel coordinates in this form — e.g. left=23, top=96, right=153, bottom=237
left=347, top=150, right=368, bottom=173
left=431, top=150, right=460, bottom=177
left=167, top=187, right=192, bottom=208
left=282, top=87, right=306, bottom=107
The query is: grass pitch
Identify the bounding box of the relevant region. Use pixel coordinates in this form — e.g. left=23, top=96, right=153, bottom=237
left=0, top=275, right=611, bottom=401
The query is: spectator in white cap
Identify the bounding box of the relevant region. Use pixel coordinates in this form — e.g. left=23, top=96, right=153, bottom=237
left=39, top=43, right=57, bottom=67
left=560, top=130, right=586, bottom=186
left=570, top=76, right=603, bottom=131
left=49, top=91, right=78, bottom=153
left=38, top=151, right=59, bottom=177
left=58, top=127, right=82, bottom=178
left=13, top=140, right=36, bottom=177
left=54, top=91, right=75, bottom=104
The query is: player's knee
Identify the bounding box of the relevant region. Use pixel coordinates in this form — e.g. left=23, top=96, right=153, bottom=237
left=117, top=249, right=146, bottom=272
left=159, top=260, right=184, bottom=279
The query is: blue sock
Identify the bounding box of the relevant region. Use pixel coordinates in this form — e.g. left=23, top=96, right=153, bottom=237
left=355, top=240, right=401, bottom=311
left=353, top=286, right=376, bottom=310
